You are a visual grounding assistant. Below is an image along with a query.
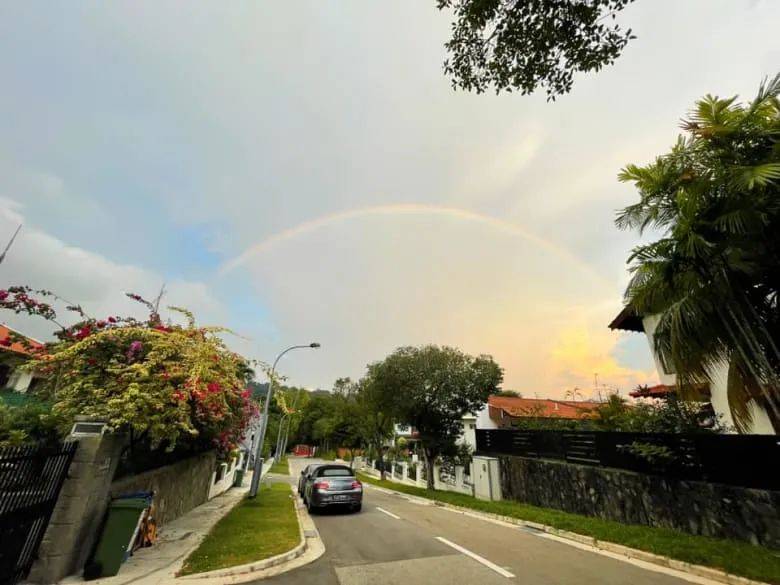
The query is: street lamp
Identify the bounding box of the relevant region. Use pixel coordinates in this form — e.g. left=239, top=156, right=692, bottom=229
left=248, top=342, right=320, bottom=498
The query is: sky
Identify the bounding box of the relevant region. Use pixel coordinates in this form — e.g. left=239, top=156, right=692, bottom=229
left=1, top=1, right=778, bottom=398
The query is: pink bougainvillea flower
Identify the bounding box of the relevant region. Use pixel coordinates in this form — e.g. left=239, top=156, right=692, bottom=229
left=0, top=290, right=8, bottom=300
left=107, top=316, right=117, bottom=323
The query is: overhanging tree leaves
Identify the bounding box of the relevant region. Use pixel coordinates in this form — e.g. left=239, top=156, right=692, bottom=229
left=616, top=74, right=780, bottom=432
left=370, top=345, right=503, bottom=489
left=437, top=0, right=636, bottom=99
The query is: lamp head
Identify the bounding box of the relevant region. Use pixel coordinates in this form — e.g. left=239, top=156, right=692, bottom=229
left=309, top=342, right=321, bottom=348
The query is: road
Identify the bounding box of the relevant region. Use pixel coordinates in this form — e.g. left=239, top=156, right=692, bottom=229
left=256, top=458, right=701, bottom=585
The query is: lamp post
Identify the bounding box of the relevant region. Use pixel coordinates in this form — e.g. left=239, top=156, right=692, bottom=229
left=248, top=342, right=320, bottom=498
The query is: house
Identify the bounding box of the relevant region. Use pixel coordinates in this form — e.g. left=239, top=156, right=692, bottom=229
left=609, top=307, right=776, bottom=434
left=459, top=395, right=602, bottom=449
left=0, top=324, right=44, bottom=393
left=486, top=395, right=602, bottom=428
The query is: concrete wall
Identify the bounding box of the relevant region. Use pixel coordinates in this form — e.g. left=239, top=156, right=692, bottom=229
left=208, top=451, right=244, bottom=500
left=363, top=458, right=474, bottom=495
left=110, top=450, right=216, bottom=526
left=29, top=432, right=126, bottom=584
left=499, top=455, right=780, bottom=548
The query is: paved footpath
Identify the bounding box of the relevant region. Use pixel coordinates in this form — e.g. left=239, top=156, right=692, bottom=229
left=255, top=458, right=709, bottom=585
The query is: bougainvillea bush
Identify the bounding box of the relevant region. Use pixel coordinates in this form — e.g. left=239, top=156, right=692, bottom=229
left=0, top=287, right=258, bottom=454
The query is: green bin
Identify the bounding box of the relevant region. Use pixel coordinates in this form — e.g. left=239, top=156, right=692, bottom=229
left=233, top=468, right=245, bottom=487
left=84, top=497, right=149, bottom=580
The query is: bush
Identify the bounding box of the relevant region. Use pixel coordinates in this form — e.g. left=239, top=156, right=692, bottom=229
left=0, top=399, right=67, bottom=447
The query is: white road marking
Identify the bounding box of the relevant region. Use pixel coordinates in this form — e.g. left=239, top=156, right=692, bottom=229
left=376, top=506, right=401, bottom=520
left=435, top=536, right=515, bottom=578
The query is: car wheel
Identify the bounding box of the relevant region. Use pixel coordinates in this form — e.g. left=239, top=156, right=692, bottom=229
left=352, top=503, right=362, bottom=513
left=306, top=498, right=315, bottom=514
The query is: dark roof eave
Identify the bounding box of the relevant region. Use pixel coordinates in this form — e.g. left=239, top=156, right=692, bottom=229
left=608, top=306, right=644, bottom=333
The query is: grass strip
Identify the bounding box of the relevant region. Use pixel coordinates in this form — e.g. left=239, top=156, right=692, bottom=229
left=358, top=472, right=780, bottom=584
left=270, top=456, right=290, bottom=475
left=180, top=482, right=299, bottom=575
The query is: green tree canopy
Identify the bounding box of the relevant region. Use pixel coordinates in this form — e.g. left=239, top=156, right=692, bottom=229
left=616, top=74, right=780, bottom=432
left=369, top=345, right=503, bottom=488
left=437, top=0, right=636, bottom=99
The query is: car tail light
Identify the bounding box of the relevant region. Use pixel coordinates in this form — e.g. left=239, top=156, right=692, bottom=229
left=313, top=481, right=330, bottom=490
left=351, top=481, right=362, bottom=490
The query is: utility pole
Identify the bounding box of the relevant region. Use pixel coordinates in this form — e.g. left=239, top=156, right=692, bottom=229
left=0, top=224, right=22, bottom=265
left=248, top=342, right=320, bottom=499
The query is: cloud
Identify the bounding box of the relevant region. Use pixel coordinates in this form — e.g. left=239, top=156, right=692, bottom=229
left=228, top=210, right=654, bottom=395
left=0, top=198, right=229, bottom=343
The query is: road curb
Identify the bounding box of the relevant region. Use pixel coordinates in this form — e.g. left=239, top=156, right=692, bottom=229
left=178, top=485, right=323, bottom=582
left=361, top=477, right=772, bottom=585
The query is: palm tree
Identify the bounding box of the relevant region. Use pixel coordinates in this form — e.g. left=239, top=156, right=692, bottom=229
left=616, top=74, right=780, bottom=432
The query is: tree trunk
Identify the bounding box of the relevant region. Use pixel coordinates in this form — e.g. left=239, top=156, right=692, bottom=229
left=424, top=449, right=435, bottom=490
left=377, top=447, right=386, bottom=481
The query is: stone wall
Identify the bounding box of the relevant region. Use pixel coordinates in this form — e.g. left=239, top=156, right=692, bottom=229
left=110, top=450, right=216, bottom=526
left=499, top=455, right=780, bottom=549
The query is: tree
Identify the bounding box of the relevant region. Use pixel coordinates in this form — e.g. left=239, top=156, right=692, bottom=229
left=437, top=0, right=635, bottom=99
left=370, top=345, right=503, bottom=489
left=494, top=389, right=522, bottom=397
left=355, top=374, right=397, bottom=480
left=616, top=74, right=780, bottom=432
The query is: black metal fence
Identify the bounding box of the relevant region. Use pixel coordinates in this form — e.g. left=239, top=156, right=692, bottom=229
left=0, top=442, right=78, bottom=585
left=476, top=429, right=779, bottom=490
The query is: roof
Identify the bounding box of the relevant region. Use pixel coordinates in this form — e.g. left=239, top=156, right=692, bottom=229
left=608, top=306, right=644, bottom=333
left=629, top=383, right=710, bottom=400
left=488, top=395, right=602, bottom=420
left=629, top=384, right=675, bottom=398
left=0, top=325, right=44, bottom=356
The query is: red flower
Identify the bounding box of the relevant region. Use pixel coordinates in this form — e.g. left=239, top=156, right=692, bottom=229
left=75, top=325, right=92, bottom=340
left=96, top=320, right=107, bottom=328
left=0, top=338, right=11, bottom=347
left=107, top=316, right=117, bottom=323
left=0, top=290, right=8, bottom=301
left=207, top=382, right=221, bottom=394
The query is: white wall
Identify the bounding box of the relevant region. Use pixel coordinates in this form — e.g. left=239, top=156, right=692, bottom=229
left=9, top=368, right=33, bottom=392
left=475, top=403, right=498, bottom=430
left=641, top=315, right=775, bottom=435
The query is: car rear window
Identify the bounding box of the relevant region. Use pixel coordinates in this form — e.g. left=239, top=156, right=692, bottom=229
left=318, top=467, right=352, bottom=477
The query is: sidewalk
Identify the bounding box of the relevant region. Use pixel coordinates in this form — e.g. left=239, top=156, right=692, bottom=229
left=61, top=460, right=274, bottom=585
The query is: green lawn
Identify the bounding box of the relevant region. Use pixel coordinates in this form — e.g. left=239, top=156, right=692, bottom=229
left=179, top=482, right=299, bottom=575
left=270, top=456, right=290, bottom=475
left=358, top=472, right=780, bottom=584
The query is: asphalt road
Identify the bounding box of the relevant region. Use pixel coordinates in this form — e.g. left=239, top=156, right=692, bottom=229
left=256, top=458, right=699, bottom=585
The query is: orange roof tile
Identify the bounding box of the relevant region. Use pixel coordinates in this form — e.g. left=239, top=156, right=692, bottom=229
left=0, top=325, right=44, bottom=356
left=488, top=395, right=602, bottom=420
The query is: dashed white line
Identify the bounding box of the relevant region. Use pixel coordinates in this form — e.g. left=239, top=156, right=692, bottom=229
left=375, top=506, right=401, bottom=520
left=435, top=536, right=515, bottom=578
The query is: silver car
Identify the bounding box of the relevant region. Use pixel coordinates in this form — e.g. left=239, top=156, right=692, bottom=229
left=302, top=464, right=362, bottom=513
left=297, top=463, right=321, bottom=496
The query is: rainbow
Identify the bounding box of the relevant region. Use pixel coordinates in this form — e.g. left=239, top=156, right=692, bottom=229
left=219, top=203, right=604, bottom=285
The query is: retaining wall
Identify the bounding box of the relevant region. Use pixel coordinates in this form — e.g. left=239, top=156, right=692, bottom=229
left=499, top=455, right=780, bottom=548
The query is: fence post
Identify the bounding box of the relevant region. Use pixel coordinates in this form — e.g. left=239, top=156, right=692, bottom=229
left=28, top=428, right=125, bottom=584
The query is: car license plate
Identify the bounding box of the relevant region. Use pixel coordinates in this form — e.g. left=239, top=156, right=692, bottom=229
left=334, top=495, right=349, bottom=501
